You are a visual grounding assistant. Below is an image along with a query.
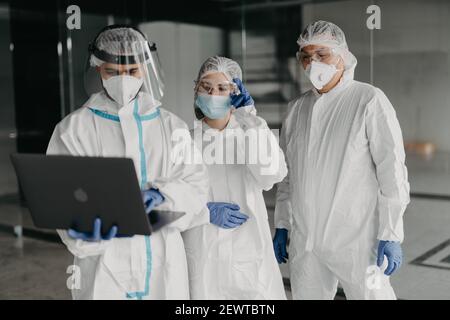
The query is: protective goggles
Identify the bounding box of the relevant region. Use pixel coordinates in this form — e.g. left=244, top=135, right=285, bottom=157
left=296, top=47, right=340, bottom=65
left=194, top=79, right=238, bottom=95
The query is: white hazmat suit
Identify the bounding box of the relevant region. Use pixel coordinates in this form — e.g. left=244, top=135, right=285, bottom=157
left=182, top=57, right=287, bottom=299
left=275, top=21, right=410, bottom=300
left=47, top=26, right=209, bottom=300
left=48, top=92, right=209, bottom=300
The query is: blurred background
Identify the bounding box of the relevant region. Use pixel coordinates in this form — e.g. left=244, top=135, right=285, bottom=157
left=0, top=0, right=449, bottom=299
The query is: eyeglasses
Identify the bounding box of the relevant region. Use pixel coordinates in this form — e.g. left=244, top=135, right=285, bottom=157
left=194, top=80, right=236, bottom=95
left=296, top=48, right=337, bottom=64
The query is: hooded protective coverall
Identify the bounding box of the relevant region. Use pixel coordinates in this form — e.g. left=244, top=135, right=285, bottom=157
left=182, top=56, right=287, bottom=299
left=48, top=91, right=209, bottom=299
left=183, top=108, right=287, bottom=299
left=47, top=25, right=210, bottom=300
left=275, top=21, right=410, bottom=300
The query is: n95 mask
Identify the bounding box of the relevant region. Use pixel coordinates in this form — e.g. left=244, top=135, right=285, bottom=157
left=102, top=75, right=143, bottom=106
left=305, top=60, right=341, bottom=90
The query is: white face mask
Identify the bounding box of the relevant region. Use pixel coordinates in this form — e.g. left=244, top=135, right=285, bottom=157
left=102, top=75, right=143, bottom=106
left=305, top=60, right=341, bottom=90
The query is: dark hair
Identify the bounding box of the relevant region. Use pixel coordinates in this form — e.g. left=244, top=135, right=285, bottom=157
left=194, top=107, right=205, bottom=120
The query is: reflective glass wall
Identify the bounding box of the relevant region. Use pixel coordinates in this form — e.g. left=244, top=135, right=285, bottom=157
left=0, top=3, right=20, bottom=231
left=228, top=3, right=302, bottom=127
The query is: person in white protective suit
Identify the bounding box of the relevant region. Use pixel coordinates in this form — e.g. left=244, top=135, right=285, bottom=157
left=273, top=21, right=410, bottom=300
left=46, top=25, right=209, bottom=300
left=182, top=56, right=288, bottom=299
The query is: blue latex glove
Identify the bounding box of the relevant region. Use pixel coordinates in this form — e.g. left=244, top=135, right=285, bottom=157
left=377, top=240, right=403, bottom=276
left=68, top=218, right=117, bottom=242
left=142, top=188, right=165, bottom=214
left=230, top=78, right=254, bottom=108
left=273, top=228, right=289, bottom=264
left=207, top=202, right=249, bottom=229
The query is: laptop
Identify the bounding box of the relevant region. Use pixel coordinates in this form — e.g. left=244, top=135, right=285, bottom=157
left=10, top=154, right=185, bottom=236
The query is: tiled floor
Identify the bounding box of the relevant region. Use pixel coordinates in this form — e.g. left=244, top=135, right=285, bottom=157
left=266, top=152, right=450, bottom=300
left=0, top=152, right=449, bottom=299
left=2, top=197, right=448, bottom=300
left=0, top=232, right=72, bottom=299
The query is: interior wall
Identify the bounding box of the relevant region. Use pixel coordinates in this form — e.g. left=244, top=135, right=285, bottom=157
left=139, top=21, right=224, bottom=127
left=302, top=0, right=450, bottom=152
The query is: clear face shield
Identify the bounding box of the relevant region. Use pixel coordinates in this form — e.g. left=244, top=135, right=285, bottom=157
left=84, top=26, right=165, bottom=106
